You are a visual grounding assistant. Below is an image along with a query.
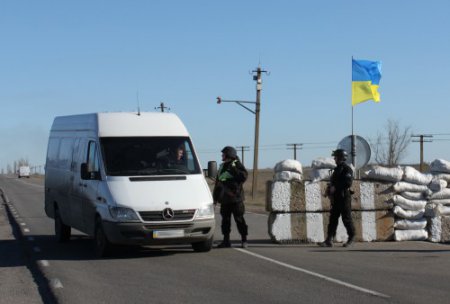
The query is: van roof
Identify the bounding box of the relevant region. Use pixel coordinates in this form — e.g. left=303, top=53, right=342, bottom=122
left=51, top=112, right=189, bottom=137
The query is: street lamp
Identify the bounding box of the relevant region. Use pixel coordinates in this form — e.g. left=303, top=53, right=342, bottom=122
left=216, top=66, right=267, bottom=200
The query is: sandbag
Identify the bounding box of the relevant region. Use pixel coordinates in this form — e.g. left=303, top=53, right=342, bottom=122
left=363, top=166, right=403, bottom=182
left=403, top=166, right=432, bottom=185
left=394, top=218, right=427, bottom=230
left=429, top=199, right=450, bottom=206
left=393, top=205, right=425, bottom=220
left=394, top=229, right=428, bottom=241
left=432, top=173, right=450, bottom=183
left=393, top=182, right=430, bottom=193
left=400, top=191, right=429, bottom=200
left=430, top=159, right=450, bottom=174
left=273, top=171, right=302, bottom=182
left=309, top=168, right=332, bottom=182
left=274, top=159, right=303, bottom=174
left=436, top=205, right=450, bottom=216
left=430, top=188, right=450, bottom=200
left=311, top=157, right=336, bottom=169
left=392, top=195, right=427, bottom=211
left=428, top=178, right=448, bottom=192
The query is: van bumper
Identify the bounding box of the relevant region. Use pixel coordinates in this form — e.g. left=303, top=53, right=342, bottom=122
left=101, top=218, right=215, bottom=246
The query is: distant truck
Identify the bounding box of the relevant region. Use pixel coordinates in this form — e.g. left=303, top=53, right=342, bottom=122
left=44, top=112, right=216, bottom=257
left=18, top=166, right=31, bottom=178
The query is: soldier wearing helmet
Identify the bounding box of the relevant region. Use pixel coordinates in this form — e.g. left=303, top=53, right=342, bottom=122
left=213, top=146, right=249, bottom=248
left=319, top=148, right=355, bottom=248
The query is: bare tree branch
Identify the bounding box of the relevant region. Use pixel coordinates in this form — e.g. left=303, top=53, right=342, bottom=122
left=370, top=119, right=412, bottom=166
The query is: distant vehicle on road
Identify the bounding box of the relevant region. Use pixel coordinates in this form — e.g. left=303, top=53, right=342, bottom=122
left=18, top=166, right=30, bottom=178
left=44, top=112, right=215, bottom=257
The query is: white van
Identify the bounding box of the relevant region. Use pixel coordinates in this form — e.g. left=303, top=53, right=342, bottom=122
left=18, top=166, right=31, bottom=178
left=45, top=112, right=215, bottom=256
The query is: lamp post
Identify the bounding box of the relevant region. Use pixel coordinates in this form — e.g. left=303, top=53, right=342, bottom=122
left=216, top=66, right=267, bottom=200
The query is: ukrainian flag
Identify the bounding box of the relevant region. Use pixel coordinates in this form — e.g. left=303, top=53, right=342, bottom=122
left=352, top=59, right=382, bottom=106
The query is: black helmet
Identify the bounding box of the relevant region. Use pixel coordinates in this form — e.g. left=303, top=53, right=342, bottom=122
left=221, top=146, right=237, bottom=159
left=332, top=149, right=348, bottom=161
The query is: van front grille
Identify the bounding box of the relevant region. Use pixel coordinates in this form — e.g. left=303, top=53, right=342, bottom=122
left=139, top=209, right=196, bottom=222
left=144, top=223, right=193, bottom=230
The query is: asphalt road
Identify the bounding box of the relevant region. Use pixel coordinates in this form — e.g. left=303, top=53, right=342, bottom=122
left=1, top=175, right=450, bottom=304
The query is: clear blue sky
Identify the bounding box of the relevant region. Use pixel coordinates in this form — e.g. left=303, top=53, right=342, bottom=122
left=1, top=0, right=450, bottom=172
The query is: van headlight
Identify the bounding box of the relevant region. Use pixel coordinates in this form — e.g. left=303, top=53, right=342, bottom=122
left=109, top=206, right=140, bottom=222
left=195, top=204, right=215, bottom=219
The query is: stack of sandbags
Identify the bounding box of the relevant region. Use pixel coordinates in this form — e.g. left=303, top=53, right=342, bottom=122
left=392, top=166, right=430, bottom=241
left=268, top=160, right=395, bottom=243
left=427, top=159, right=450, bottom=243
left=308, top=157, right=335, bottom=182
left=363, top=165, right=431, bottom=241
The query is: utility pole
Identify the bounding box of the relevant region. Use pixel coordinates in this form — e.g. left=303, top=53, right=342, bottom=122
left=412, top=134, right=433, bottom=172
left=155, top=102, right=170, bottom=112
left=287, top=143, right=303, bottom=160
left=251, top=66, right=268, bottom=200
left=216, top=65, right=268, bottom=200
left=236, top=146, right=250, bottom=165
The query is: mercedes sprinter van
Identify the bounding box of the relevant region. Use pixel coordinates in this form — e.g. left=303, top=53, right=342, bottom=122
left=45, top=112, right=215, bottom=256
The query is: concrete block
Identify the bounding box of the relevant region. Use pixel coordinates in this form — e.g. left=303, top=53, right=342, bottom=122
left=268, top=210, right=394, bottom=243
left=428, top=216, right=450, bottom=243
left=268, top=180, right=394, bottom=212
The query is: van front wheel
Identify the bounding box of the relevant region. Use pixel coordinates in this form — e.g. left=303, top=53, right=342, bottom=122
left=94, top=219, right=113, bottom=258
left=192, top=237, right=213, bottom=252
left=55, top=208, right=71, bottom=242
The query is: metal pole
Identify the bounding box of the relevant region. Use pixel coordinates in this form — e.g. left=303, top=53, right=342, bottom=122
left=252, top=67, right=262, bottom=200
left=420, top=135, right=424, bottom=172
left=351, top=106, right=356, bottom=167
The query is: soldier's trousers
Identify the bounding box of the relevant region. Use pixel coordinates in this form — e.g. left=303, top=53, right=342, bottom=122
left=220, top=201, right=248, bottom=237
left=327, top=196, right=355, bottom=240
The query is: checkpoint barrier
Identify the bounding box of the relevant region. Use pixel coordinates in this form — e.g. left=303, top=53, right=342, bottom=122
left=268, top=210, right=394, bottom=243
left=267, top=180, right=394, bottom=213
left=268, top=159, right=450, bottom=244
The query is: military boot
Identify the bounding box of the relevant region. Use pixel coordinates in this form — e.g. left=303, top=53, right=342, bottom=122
left=318, top=238, right=333, bottom=247
left=217, top=235, right=231, bottom=248
left=343, top=237, right=354, bottom=247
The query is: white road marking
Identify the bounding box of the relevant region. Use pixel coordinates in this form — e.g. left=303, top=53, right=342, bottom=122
left=23, top=228, right=30, bottom=233
left=38, top=260, right=50, bottom=267
left=50, top=278, right=63, bottom=289
left=20, top=222, right=26, bottom=226
left=235, top=248, right=390, bottom=299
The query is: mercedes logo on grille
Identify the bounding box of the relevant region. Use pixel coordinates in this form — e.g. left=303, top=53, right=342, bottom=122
left=162, top=208, right=175, bottom=220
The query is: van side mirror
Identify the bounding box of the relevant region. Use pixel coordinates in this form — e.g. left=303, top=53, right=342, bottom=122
left=81, top=163, right=101, bottom=180
left=207, top=161, right=217, bottom=180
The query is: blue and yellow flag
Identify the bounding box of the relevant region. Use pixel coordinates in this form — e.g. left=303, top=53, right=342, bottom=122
left=352, top=59, right=382, bottom=106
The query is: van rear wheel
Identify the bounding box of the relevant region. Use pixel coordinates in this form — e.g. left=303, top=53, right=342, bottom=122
left=192, top=236, right=213, bottom=252
left=94, top=219, right=113, bottom=258
left=55, top=207, right=71, bottom=242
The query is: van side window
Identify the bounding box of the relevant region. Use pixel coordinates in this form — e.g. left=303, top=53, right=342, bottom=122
left=47, top=138, right=60, bottom=168
left=59, top=138, right=74, bottom=170
left=87, top=141, right=100, bottom=173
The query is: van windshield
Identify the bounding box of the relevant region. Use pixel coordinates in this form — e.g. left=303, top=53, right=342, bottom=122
left=100, top=137, right=201, bottom=176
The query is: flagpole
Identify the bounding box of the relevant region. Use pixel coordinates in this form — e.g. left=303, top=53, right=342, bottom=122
left=351, top=56, right=356, bottom=168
